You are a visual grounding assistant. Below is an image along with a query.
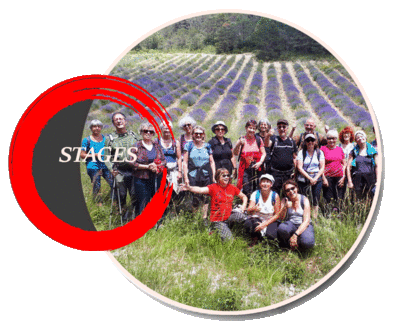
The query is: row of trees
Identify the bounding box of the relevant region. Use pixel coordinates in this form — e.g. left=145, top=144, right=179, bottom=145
left=134, top=14, right=331, bottom=61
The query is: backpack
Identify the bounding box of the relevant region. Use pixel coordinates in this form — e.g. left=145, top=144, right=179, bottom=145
left=255, top=190, right=277, bottom=206
left=269, top=135, right=295, bottom=159
left=301, top=148, right=321, bottom=169
left=106, top=131, right=137, bottom=151
left=237, top=134, right=262, bottom=162
left=186, top=141, right=212, bottom=157
left=155, top=137, right=176, bottom=153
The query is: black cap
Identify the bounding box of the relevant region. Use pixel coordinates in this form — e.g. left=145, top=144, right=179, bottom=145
left=277, top=118, right=289, bottom=126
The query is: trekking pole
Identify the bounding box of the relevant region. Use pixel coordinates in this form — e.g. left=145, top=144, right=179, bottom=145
left=109, top=178, right=116, bottom=230
left=116, top=182, right=123, bottom=226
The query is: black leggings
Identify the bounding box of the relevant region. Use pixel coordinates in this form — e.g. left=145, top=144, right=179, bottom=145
left=243, top=217, right=280, bottom=240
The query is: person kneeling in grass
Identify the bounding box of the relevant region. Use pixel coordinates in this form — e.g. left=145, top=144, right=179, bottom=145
left=277, top=179, right=315, bottom=251
left=181, top=168, right=247, bottom=241
left=244, top=174, right=282, bottom=246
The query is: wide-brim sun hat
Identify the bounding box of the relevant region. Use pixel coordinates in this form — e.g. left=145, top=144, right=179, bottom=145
left=259, top=174, right=275, bottom=185
left=211, top=121, right=228, bottom=134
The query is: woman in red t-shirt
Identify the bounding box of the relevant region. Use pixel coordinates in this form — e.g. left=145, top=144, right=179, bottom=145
left=181, top=168, right=248, bottom=241
left=320, top=130, right=347, bottom=209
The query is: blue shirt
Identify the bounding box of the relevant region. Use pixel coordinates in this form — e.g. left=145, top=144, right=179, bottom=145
left=81, top=135, right=108, bottom=170
left=184, top=142, right=212, bottom=178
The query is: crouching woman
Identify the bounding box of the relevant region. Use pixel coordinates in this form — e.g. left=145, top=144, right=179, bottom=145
left=244, top=174, right=281, bottom=244
left=277, top=180, right=315, bottom=251
left=181, top=168, right=248, bottom=241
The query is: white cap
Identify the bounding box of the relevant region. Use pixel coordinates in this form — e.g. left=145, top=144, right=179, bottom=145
left=259, top=174, right=275, bottom=185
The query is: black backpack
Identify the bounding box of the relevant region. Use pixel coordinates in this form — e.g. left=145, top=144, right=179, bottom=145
left=269, top=135, right=295, bottom=159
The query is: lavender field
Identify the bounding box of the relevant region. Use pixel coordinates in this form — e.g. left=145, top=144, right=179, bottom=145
left=81, top=52, right=376, bottom=311
left=84, top=52, right=374, bottom=143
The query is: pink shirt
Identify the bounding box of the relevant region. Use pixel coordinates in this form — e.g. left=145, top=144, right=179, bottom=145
left=321, top=146, right=345, bottom=177
left=242, top=136, right=264, bottom=152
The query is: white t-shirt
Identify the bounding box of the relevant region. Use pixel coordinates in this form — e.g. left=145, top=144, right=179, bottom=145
left=297, top=149, right=325, bottom=173
left=339, top=142, right=355, bottom=160
left=250, top=190, right=275, bottom=216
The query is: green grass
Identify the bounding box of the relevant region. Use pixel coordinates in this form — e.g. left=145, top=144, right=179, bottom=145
left=81, top=164, right=370, bottom=311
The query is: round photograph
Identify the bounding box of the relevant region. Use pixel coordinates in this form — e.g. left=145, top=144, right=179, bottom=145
left=79, top=11, right=382, bottom=315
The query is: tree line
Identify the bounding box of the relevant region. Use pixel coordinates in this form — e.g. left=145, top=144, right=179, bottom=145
left=134, top=14, right=331, bottom=61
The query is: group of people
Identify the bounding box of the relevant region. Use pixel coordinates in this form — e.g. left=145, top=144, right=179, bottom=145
left=81, top=112, right=379, bottom=250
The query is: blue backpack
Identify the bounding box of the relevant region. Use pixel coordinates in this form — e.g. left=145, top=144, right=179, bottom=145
left=255, top=190, right=277, bottom=206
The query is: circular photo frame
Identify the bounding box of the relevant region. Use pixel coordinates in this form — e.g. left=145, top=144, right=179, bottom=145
left=80, top=10, right=383, bottom=317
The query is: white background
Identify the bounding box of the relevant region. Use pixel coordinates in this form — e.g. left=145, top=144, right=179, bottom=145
left=2, top=1, right=397, bottom=326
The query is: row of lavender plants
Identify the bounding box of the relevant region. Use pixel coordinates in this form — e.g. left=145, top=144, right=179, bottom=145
left=293, top=63, right=348, bottom=131
left=265, top=64, right=284, bottom=125
left=318, top=65, right=367, bottom=107
left=307, top=64, right=373, bottom=132
left=110, top=53, right=176, bottom=80
left=177, top=56, right=223, bottom=109
left=279, top=63, right=310, bottom=129
left=210, top=57, right=253, bottom=124
left=281, top=63, right=304, bottom=110
left=94, top=55, right=205, bottom=130
left=184, top=56, right=242, bottom=123
left=245, top=62, right=263, bottom=105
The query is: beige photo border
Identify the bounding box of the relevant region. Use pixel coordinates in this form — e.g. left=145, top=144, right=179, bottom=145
left=103, top=9, right=384, bottom=319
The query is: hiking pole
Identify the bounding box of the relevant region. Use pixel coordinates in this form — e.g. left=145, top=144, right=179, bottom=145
left=109, top=177, right=116, bottom=229
left=116, top=182, right=123, bottom=226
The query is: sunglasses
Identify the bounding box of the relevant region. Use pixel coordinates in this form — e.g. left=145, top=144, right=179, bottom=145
left=215, top=128, right=225, bottom=132
left=327, top=137, right=336, bottom=140
left=285, top=186, right=296, bottom=193
left=221, top=174, right=230, bottom=178
left=142, top=130, right=155, bottom=135
left=306, top=139, right=315, bottom=142
left=194, top=132, right=204, bottom=136
left=183, top=124, right=191, bottom=128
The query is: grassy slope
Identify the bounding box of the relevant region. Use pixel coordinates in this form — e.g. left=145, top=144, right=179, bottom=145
left=81, top=165, right=369, bottom=311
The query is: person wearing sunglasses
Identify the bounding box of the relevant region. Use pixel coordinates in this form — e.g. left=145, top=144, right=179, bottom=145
left=233, top=119, right=266, bottom=199
left=263, top=119, right=298, bottom=195
left=183, top=125, right=216, bottom=223
left=130, top=122, right=166, bottom=217
left=320, top=130, right=347, bottom=211
left=277, top=180, right=314, bottom=251
left=181, top=168, right=247, bottom=241
left=296, top=133, right=325, bottom=219
left=208, top=121, right=236, bottom=178
left=154, top=121, right=183, bottom=219
left=104, top=112, right=138, bottom=221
